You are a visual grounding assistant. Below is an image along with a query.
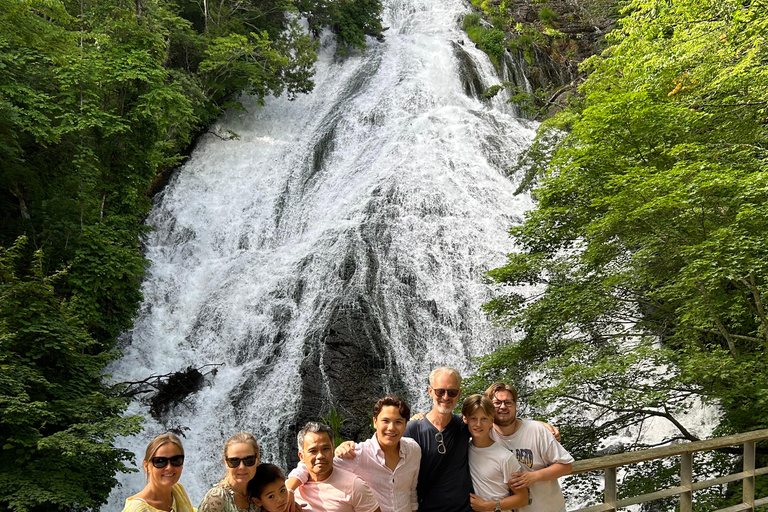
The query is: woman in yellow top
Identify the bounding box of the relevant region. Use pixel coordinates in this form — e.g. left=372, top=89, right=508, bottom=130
left=123, top=433, right=196, bottom=512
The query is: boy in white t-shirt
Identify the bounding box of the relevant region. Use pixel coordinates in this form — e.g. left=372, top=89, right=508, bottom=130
left=462, top=395, right=529, bottom=512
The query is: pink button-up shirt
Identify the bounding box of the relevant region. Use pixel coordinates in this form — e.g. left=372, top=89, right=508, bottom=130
left=290, top=435, right=421, bottom=512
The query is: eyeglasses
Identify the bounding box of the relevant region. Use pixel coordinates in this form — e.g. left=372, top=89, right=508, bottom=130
left=225, top=455, right=258, bottom=468
left=432, top=388, right=460, bottom=398
left=492, top=400, right=515, bottom=408
left=151, top=455, right=185, bottom=468
left=435, top=432, right=446, bottom=454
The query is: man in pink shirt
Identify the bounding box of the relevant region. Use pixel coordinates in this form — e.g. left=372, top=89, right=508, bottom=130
left=289, top=396, right=420, bottom=512
left=292, top=422, right=381, bottom=512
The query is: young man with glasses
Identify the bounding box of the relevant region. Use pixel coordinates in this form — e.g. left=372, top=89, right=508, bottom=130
left=484, top=383, right=573, bottom=512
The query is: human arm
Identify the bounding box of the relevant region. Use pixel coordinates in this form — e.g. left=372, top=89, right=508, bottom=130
left=508, top=462, right=572, bottom=489
left=409, top=442, right=421, bottom=512
left=469, top=486, right=528, bottom=512
left=285, top=464, right=310, bottom=512
left=335, top=440, right=357, bottom=459
left=470, top=489, right=529, bottom=512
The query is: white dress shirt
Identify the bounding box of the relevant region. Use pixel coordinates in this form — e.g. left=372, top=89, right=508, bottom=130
left=289, top=434, right=421, bottom=512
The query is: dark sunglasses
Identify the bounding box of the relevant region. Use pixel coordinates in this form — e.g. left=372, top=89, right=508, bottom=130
left=432, top=388, right=460, bottom=398
left=225, top=455, right=258, bottom=468
left=151, top=454, right=185, bottom=468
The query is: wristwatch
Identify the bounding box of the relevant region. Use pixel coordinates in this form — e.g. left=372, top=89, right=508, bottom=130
left=494, top=500, right=501, bottom=512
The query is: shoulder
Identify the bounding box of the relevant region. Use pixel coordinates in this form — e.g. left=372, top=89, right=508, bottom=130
left=202, top=483, right=230, bottom=499
left=520, top=419, right=551, bottom=436
left=171, top=484, right=195, bottom=511
left=401, top=436, right=421, bottom=452
left=122, top=498, right=151, bottom=512
left=199, top=483, right=232, bottom=512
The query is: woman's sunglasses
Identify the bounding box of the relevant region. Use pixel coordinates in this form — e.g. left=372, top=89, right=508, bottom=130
left=151, top=455, right=185, bottom=468
left=225, top=455, right=258, bottom=468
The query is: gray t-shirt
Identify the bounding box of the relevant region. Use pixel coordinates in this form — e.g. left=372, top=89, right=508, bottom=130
left=490, top=420, right=574, bottom=512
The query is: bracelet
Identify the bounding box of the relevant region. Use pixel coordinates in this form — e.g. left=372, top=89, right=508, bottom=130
left=287, top=488, right=296, bottom=494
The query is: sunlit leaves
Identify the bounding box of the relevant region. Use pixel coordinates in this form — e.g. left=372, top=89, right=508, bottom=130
left=476, top=0, right=768, bottom=469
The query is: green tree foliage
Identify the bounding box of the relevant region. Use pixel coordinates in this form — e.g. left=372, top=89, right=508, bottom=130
left=297, top=0, right=385, bottom=53
left=0, top=0, right=383, bottom=509
left=0, top=237, right=142, bottom=511
left=472, top=0, right=768, bottom=501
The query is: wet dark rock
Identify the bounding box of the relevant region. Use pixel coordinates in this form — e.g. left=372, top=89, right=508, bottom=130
left=451, top=41, right=485, bottom=100
left=288, top=294, right=411, bottom=468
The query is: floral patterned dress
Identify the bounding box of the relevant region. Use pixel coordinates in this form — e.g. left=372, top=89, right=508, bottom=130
left=198, top=482, right=259, bottom=512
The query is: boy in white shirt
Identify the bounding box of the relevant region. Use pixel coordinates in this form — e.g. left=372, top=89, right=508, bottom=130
left=462, top=395, right=529, bottom=512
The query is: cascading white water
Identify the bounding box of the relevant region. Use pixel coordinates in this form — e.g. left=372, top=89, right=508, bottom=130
left=105, top=0, right=539, bottom=508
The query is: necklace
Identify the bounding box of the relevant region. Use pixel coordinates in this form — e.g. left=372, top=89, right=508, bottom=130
left=225, top=480, right=248, bottom=499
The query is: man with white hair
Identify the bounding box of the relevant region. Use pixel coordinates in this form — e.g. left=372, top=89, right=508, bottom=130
left=402, top=366, right=472, bottom=512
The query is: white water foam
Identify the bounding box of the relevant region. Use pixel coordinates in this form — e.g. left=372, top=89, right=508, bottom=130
left=105, top=0, right=538, bottom=508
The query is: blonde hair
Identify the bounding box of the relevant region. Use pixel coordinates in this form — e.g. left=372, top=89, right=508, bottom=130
left=223, top=432, right=260, bottom=459
left=142, top=433, right=184, bottom=481
left=484, top=382, right=518, bottom=403
left=461, top=394, right=495, bottom=418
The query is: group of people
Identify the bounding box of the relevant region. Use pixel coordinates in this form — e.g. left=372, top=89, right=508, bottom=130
left=123, top=367, right=573, bottom=512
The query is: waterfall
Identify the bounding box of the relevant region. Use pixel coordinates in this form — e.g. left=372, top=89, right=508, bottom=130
left=106, top=0, right=538, bottom=508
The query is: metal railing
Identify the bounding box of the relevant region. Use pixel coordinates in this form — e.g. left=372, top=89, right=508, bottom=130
left=568, top=429, right=768, bottom=511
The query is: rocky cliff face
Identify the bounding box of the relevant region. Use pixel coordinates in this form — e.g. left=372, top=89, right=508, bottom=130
left=474, top=0, right=616, bottom=114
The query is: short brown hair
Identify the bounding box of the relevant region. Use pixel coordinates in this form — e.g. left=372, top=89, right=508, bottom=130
left=484, top=382, right=518, bottom=403
left=372, top=395, right=411, bottom=420
left=461, top=394, right=495, bottom=418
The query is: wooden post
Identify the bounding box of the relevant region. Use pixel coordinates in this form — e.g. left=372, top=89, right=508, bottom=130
left=605, top=467, right=617, bottom=512
left=744, top=441, right=755, bottom=511
left=680, top=452, right=693, bottom=512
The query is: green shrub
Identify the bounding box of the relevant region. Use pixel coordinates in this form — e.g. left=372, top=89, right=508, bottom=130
left=481, top=29, right=506, bottom=60
left=538, top=6, right=559, bottom=26
left=463, top=13, right=481, bottom=30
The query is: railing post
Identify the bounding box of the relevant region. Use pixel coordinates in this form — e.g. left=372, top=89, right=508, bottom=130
left=680, top=452, right=692, bottom=512
left=744, top=441, right=755, bottom=511
left=605, top=467, right=617, bottom=511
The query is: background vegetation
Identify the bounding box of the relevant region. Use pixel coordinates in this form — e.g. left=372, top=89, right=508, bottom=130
left=0, top=0, right=382, bottom=510
left=467, top=0, right=768, bottom=508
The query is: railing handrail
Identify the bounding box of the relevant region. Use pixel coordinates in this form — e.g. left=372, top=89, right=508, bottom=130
left=567, top=429, right=768, bottom=512
left=572, top=428, right=768, bottom=474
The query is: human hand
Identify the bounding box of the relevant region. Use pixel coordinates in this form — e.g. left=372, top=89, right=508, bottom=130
left=544, top=422, right=561, bottom=441
left=286, top=492, right=306, bottom=512
left=410, top=412, right=425, bottom=421
left=469, top=493, right=491, bottom=512
left=508, top=470, right=538, bottom=489
left=335, top=440, right=357, bottom=459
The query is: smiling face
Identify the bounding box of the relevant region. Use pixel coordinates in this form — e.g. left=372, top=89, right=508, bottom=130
left=463, top=408, right=495, bottom=441
left=254, top=479, right=289, bottom=512
left=144, top=442, right=183, bottom=490
left=429, top=371, right=462, bottom=414
left=299, top=431, right=334, bottom=481
left=373, top=405, right=407, bottom=449
left=225, top=442, right=260, bottom=488
left=491, top=389, right=517, bottom=427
